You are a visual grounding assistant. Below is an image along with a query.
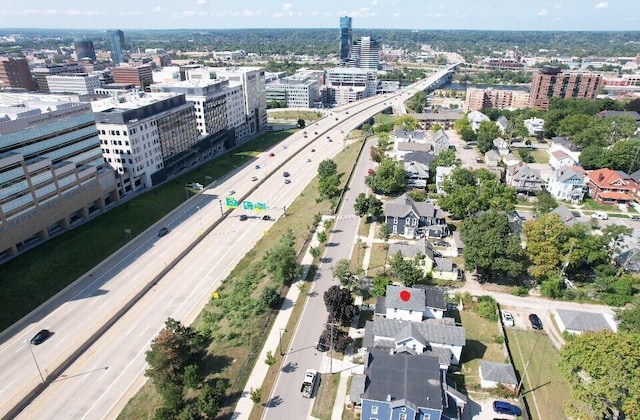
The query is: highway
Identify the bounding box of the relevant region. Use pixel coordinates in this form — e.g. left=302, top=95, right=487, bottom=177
left=0, top=64, right=459, bottom=419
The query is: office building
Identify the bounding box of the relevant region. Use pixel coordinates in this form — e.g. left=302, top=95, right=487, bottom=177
left=46, top=73, right=101, bottom=95
left=0, top=100, right=118, bottom=258
left=112, top=65, right=153, bottom=91
left=74, top=40, right=97, bottom=61
left=91, top=92, right=199, bottom=193
left=108, top=29, right=126, bottom=65
left=529, top=66, right=601, bottom=110
left=351, top=36, right=380, bottom=71
left=265, top=73, right=320, bottom=108
left=31, top=63, right=84, bottom=92
left=0, top=57, right=36, bottom=91
left=324, top=67, right=377, bottom=105
left=339, top=16, right=353, bottom=62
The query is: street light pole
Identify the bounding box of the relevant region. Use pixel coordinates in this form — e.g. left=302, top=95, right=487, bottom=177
left=279, top=328, right=287, bottom=356
left=26, top=341, right=45, bottom=383
left=196, top=205, right=203, bottom=235
left=218, top=199, right=223, bottom=216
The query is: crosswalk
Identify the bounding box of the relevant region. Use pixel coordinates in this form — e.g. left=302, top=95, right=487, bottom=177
left=336, top=214, right=358, bottom=221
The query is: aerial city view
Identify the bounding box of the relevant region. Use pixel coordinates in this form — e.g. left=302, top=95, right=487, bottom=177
left=1, top=1, right=640, bottom=419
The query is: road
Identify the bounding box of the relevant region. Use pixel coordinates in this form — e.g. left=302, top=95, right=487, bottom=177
left=3, top=65, right=462, bottom=418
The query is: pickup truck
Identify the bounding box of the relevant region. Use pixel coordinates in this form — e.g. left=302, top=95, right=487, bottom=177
left=300, top=369, right=318, bottom=398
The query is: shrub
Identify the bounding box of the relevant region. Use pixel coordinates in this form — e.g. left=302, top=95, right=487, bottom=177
left=250, top=388, right=262, bottom=404
left=511, top=286, right=529, bottom=297
left=259, top=286, right=281, bottom=309
left=476, top=296, right=498, bottom=322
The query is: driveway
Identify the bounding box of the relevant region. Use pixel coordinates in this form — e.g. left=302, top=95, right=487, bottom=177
left=447, top=129, right=484, bottom=169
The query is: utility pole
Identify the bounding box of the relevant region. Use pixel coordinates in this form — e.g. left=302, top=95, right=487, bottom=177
left=279, top=328, right=287, bottom=356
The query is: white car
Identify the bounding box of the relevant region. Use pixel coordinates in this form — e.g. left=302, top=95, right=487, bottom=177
left=251, top=176, right=258, bottom=182
left=591, top=211, right=608, bottom=220
left=502, top=311, right=515, bottom=327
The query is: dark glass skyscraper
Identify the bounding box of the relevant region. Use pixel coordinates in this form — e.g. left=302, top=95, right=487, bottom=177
left=339, top=16, right=352, bottom=62
left=74, top=40, right=96, bottom=61
left=107, top=29, right=125, bottom=65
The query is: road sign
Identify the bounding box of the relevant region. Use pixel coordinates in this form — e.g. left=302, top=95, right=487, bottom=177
left=242, top=201, right=254, bottom=210
left=255, top=202, right=267, bottom=211
left=225, top=197, right=238, bottom=208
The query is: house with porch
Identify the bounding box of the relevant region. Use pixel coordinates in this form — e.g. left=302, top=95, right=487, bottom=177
left=506, top=164, right=543, bottom=194
left=549, top=150, right=577, bottom=169
left=493, top=137, right=510, bottom=155
left=585, top=168, right=636, bottom=206
left=430, top=129, right=450, bottom=154
left=375, top=284, right=447, bottom=321
left=387, top=239, right=458, bottom=281
left=403, top=157, right=431, bottom=190
left=547, top=165, right=587, bottom=203
left=496, top=116, right=510, bottom=135
left=383, top=194, right=446, bottom=239
left=435, top=166, right=454, bottom=195
left=467, top=110, right=490, bottom=132
left=550, top=136, right=581, bottom=162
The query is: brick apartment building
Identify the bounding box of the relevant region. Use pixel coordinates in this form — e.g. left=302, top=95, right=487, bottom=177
left=529, top=66, right=601, bottom=110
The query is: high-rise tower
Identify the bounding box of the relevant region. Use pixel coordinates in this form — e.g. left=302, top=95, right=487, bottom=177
left=351, top=36, right=380, bottom=71
left=107, top=29, right=126, bottom=65
left=339, top=16, right=352, bottom=63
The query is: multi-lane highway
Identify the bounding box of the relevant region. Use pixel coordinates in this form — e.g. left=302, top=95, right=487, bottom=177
left=0, top=64, right=459, bottom=419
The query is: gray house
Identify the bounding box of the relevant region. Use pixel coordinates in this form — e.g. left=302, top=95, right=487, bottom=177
left=506, top=164, right=543, bottom=193
left=479, top=361, right=518, bottom=390
left=430, top=129, right=450, bottom=154
left=383, top=194, right=446, bottom=239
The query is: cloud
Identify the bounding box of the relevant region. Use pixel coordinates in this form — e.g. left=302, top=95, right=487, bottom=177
left=117, top=11, right=140, bottom=16
left=196, top=0, right=207, bottom=4
left=594, top=2, right=609, bottom=9
left=537, top=9, right=549, bottom=16
left=372, top=0, right=378, bottom=5
left=10, top=8, right=105, bottom=16
left=392, top=12, right=400, bottom=18
left=152, top=6, right=164, bottom=12
left=339, top=7, right=376, bottom=18
left=65, top=9, right=105, bottom=17
left=554, top=3, right=563, bottom=9
left=282, top=2, right=293, bottom=11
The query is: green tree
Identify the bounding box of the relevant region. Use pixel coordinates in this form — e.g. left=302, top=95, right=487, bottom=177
left=533, top=190, right=558, bottom=215
left=331, top=259, right=354, bottom=287
left=263, top=230, right=301, bottom=284
left=431, top=123, right=443, bottom=132
left=617, top=303, right=640, bottom=334
left=541, top=273, right=565, bottom=298
left=366, top=157, right=406, bottom=195
left=372, top=276, right=392, bottom=297
left=378, top=132, right=391, bottom=149
left=369, top=145, right=385, bottom=163
left=388, top=251, right=424, bottom=287
left=183, top=364, right=201, bottom=390
left=323, top=285, right=358, bottom=326
left=367, top=195, right=383, bottom=219
left=318, top=159, right=337, bottom=179
left=249, top=388, right=262, bottom=404
left=297, top=118, right=306, bottom=128
left=197, top=383, right=223, bottom=418
left=259, top=286, right=281, bottom=309
left=396, top=115, right=418, bottom=131
left=559, top=331, right=640, bottom=419
left=318, top=174, right=340, bottom=199
left=476, top=296, right=498, bottom=322
left=578, top=145, right=606, bottom=169
left=523, top=214, right=570, bottom=280
left=429, top=148, right=456, bottom=180
left=353, top=193, right=369, bottom=217
left=265, top=351, right=276, bottom=366
left=460, top=210, right=524, bottom=279
left=476, top=120, right=502, bottom=153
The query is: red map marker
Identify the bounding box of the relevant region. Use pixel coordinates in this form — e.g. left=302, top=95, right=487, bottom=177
left=400, top=290, right=411, bottom=301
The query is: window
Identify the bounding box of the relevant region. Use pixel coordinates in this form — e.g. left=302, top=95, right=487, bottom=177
left=371, top=406, right=378, bottom=415
left=393, top=217, right=398, bottom=225
left=399, top=414, right=407, bottom=420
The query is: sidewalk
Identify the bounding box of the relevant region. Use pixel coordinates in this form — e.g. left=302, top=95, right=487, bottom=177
left=232, top=217, right=330, bottom=419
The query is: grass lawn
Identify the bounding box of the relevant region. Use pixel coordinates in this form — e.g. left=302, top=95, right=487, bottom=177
left=118, top=139, right=365, bottom=418
left=374, top=113, right=395, bottom=126
left=0, top=130, right=294, bottom=332
left=311, top=372, right=341, bottom=420
left=529, top=149, right=549, bottom=164
left=459, top=310, right=508, bottom=391
left=268, top=110, right=325, bottom=121
left=582, top=198, right=621, bottom=212
left=367, top=243, right=388, bottom=277
left=341, top=376, right=356, bottom=420
left=357, top=217, right=371, bottom=237
left=507, top=330, right=570, bottom=420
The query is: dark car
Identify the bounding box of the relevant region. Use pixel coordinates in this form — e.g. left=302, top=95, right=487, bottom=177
left=311, top=149, right=315, bottom=152
left=493, top=400, right=522, bottom=416
left=529, top=313, right=543, bottom=330
left=262, top=215, right=271, bottom=221
left=284, top=179, right=292, bottom=184
left=157, top=227, right=169, bottom=237
left=269, top=152, right=275, bottom=157
left=283, top=171, right=290, bottom=177
left=30, top=329, right=51, bottom=345
left=434, top=240, right=449, bottom=247
left=316, top=338, right=329, bottom=352
left=239, top=214, right=248, bottom=221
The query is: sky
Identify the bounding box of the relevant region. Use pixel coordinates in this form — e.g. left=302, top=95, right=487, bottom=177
left=0, top=0, right=638, bottom=31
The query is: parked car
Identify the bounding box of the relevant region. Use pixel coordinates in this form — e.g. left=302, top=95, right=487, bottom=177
left=591, top=211, right=608, bottom=220
left=493, top=400, right=522, bottom=416
left=30, top=329, right=51, bottom=345
left=529, top=313, right=543, bottom=330
left=434, top=240, right=449, bottom=247
left=463, top=145, right=472, bottom=150
left=239, top=214, right=248, bottom=221
left=630, top=215, right=640, bottom=221
left=316, top=337, right=329, bottom=352
left=157, top=227, right=169, bottom=237
left=255, top=164, right=260, bottom=169
left=502, top=311, right=515, bottom=327
left=311, top=149, right=315, bottom=152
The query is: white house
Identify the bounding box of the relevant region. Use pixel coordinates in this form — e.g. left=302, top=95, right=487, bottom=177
left=493, top=137, right=510, bottom=155
left=555, top=309, right=617, bottom=335
left=376, top=285, right=447, bottom=321
left=436, top=166, right=454, bottom=195
left=549, top=150, right=577, bottom=169
left=485, top=149, right=501, bottom=167
left=524, top=117, right=545, bottom=136
left=467, top=110, right=490, bottom=132
left=550, top=136, right=581, bottom=162
left=479, top=361, right=518, bottom=390
left=547, top=165, right=587, bottom=203
left=496, top=116, right=509, bottom=135
left=502, top=152, right=521, bottom=167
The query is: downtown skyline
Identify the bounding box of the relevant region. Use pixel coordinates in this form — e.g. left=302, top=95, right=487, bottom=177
left=0, top=0, right=638, bottom=31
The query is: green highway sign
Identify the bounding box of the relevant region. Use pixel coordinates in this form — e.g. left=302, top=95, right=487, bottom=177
left=242, top=201, right=254, bottom=210
left=255, top=202, right=267, bottom=211
left=225, top=197, right=238, bottom=208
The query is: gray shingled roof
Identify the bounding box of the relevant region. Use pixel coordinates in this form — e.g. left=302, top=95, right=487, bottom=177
left=512, top=165, right=541, bottom=181
left=555, top=309, right=614, bottom=333
left=414, top=110, right=464, bottom=121
left=552, top=136, right=580, bottom=152
left=402, top=151, right=437, bottom=165
left=485, top=149, right=500, bottom=162
left=349, top=374, right=366, bottom=403
left=394, top=129, right=427, bottom=141
left=421, top=285, right=447, bottom=310
left=434, top=257, right=454, bottom=272
left=383, top=194, right=439, bottom=219
left=385, top=284, right=427, bottom=311
left=600, top=110, right=640, bottom=121
left=405, top=160, right=429, bottom=178
left=397, top=142, right=431, bottom=152
left=551, top=205, right=579, bottom=226
left=363, top=349, right=442, bottom=410
left=480, top=361, right=517, bottom=385
left=368, top=317, right=466, bottom=347
left=556, top=166, right=584, bottom=183
left=388, top=239, right=435, bottom=261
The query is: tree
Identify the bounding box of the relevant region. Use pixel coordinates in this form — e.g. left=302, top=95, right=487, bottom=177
left=197, top=383, right=224, bottom=418
left=396, top=115, right=418, bottom=131
left=263, top=230, right=301, bottom=284
left=319, top=324, right=353, bottom=353
left=617, top=303, right=640, bottom=334
left=367, top=195, right=383, bottom=219
left=318, top=174, right=340, bottom=199
left=388, top=251, right=424, bottom=287
left=331, top=259, right=355, bottom=287
left=431, top=123, right=443, bottom=132
left=265, top=351, right=276, bottom=366
left=578, top=145, right=606, bottom=169
left=323, top=285, right=358, bottom=326
left=249, top=388, right=262, bottom=404
left=369, top=145, right=385, bottom=163
left=532, top=189, right=558, bottom=215
left=353, top=193, right=369, bottom=217
left=259, top=286, right=281, bottom=309
left=541, top=273, right=565, bottom=298
left=429, top=148, right=456, bottom=180
left=372, top=275, right=392, bottom=297
left=318, top=159, right=337, bottom=179
left=460, top=210, right=524, bottom=279
left=476, top=120, right=502, bottom=153
left=559, top=331, right=640, bottom=419
left=183, top=364, right=202, bottom=390
left=297, top=118, right=306, bottom=128
left=367, top=157, right=406, bottom=195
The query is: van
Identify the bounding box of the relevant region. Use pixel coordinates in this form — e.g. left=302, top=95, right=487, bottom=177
left=591, top=211, right=608, bottom=220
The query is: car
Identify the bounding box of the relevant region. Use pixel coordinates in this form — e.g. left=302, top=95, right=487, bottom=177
left=335, top=117, right=339, bottom=120
left=434, top=240, right=449, bottom=247
left=476, top=158, right=484, bottom=164
left=340, top=129, right=344, bottom=133
left=630, top=215, right=640, bottom=221
left=262, top=215, right=271, bottom=221
left=269, top=152, right=275, bottom=157
left=303, top=131, right=307, bottom=134
left=314, top=131, right=318, bottom=135
left=157, top=227, right=169, bottom=237
left=239, top=214, right=248, bottom=221
left=311, top=149, right=315, bottom=152
left=316, top=338, right=329, bottom=352
left=255, top=164, right=260, bottom=169
left=227, top=190, right=235, bottom=196
left=284, top=179, right=291, bottom=184
left=493, top=400, right=522, bottom=416
left=502, top=311, right=515, bottom=327
left=328, top=138, right=333, bottom=142
left=591, top=211, right=608, bottom=220
left=529, top=313, right=543, bottom=330
left=346, top=111, right=349, bottom=114
left=283, top=171, right=290, bottom=177
left=463, top=145, right=472, bottom=149
left=30, top=329, right=51, bottom=345
left=326, top=136, right=330, bottom=140
left=307, top=158, right=312, bottom=162
left=251, top=176, right=258, bottom=181
left=304, top=135, right=308, bottom=138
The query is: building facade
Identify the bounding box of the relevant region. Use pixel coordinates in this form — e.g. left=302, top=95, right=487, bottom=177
left=463, top=87, right=530, bottom=112
left=339, top=16, right=352, bottom=62
left=108, top=29, right=126, bottom=65
left=324, top=67, right=377, bottom=105
left=350, top=36, right=380, bottom=71
left=112, top=65, right=153, bottom=91
left=46, top=73, right=101, bottom=95
left=74, top=40, right=97, bottom=61
left=529, top=66, right=601, bottom=110
left=0, top=57, right=36, bottom=91
left=0, top=101, right=117, bottom=259
left=32, top=63, right=85, bottom=92
left=265, top=74, right=320, bottom=108
left=92, top=92, right=199, bottom=194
